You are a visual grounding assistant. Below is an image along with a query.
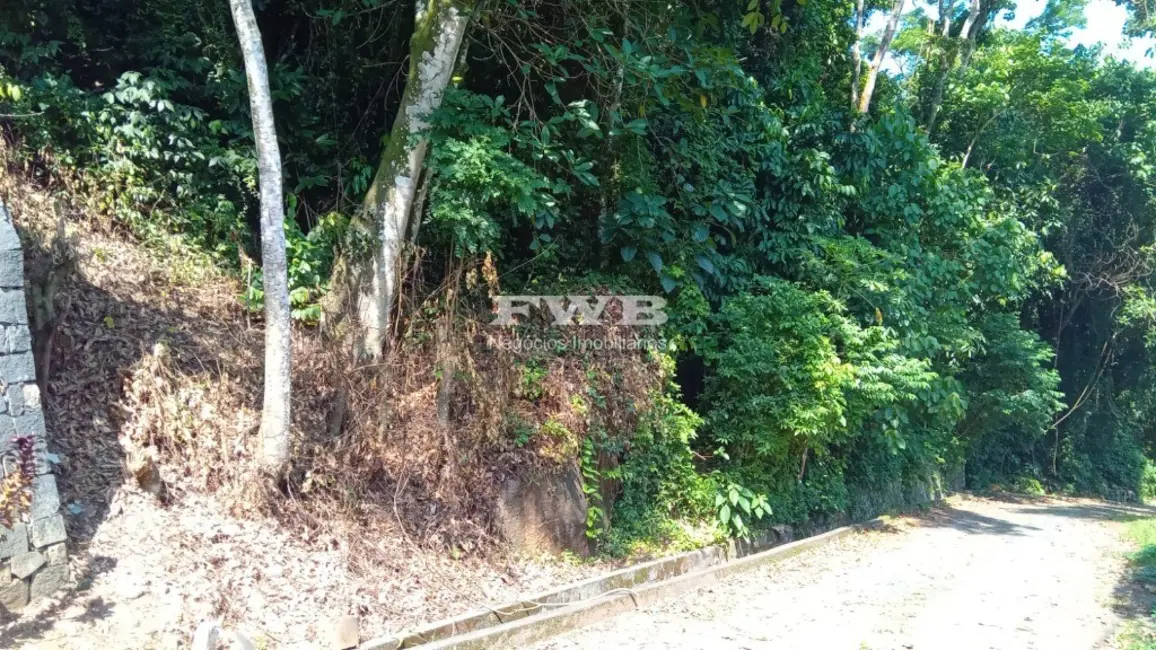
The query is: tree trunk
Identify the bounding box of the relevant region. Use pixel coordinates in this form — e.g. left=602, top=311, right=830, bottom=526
left=961, top=108, right=1006, bottom=168
left=923, top=62, right=951, bottom=133
left=851, top=0, right=865, bottom=108
left=229, top=0, right=292, bottom=474
left=921, top=0, right=954, bottom=130
left=958, top=0, right=983, bottom=47
left=957, top=0, right=985, bottom=68
left=939, top=0, right=954, bottom=36
left=334, top=0, right=472, bottom=359
left=924, top=0, right=984, bottom=134
left=857, top=0, right=906, bottom=114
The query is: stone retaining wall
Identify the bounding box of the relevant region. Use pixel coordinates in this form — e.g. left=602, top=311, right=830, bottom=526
left=0, top=202, right=68, bottom=611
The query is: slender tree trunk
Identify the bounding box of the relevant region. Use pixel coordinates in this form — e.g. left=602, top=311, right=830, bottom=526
left=858, top=0, right=906, bottom=114
left=923, top=63, right=951, bottom=133
left=925, top=0, right=984, bottom=134
left=958, top=0, right=983, bottom=60
left=601, top=0, right=630, bottom=238
left=961, top=108, right=1005, bottom=168
left=921, top=0, right=954, bottom=130
left=333, top=0, right=472, bottom=359
left=938, top=0, right=953, bottom=35
left=851, top=0, right=865, bottom=108
left=229, top=0, right=292, bottom=474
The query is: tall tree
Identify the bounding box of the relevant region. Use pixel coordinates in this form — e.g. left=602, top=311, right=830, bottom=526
left=922, top=0, right=995, bottom=133
left=920, top=0, right=957, bottom=130
left=331, top=0, right=473, bottom=359
left=858, top=0, right=907, bottom=113
left=851, top=0, right=866, bottom=108
left=229, top=0, right=292, bottom=473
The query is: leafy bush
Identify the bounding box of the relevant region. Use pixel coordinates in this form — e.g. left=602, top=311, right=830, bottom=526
left=1143, top=461, right=1156, bottom=504
left=600, top=392, right=719, bottom=556
left=713, top=480, right=771, bottom=539
left=6, top=69, right=251, bottom=251
left=698, top=276, right=954, bottom=525
left=703, top=279, right=856, bottom=465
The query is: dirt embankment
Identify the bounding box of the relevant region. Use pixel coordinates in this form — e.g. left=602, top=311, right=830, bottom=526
left=0, top=157, right=635, bottom=649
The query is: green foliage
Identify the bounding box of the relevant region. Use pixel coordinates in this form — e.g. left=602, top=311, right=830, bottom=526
left=1143, top=461, right=1156, bottom=503
left=929, top=28, right=1156, bottom=499
left=4, top=68, right=251, bottom=252
left=516, top=359, right=549, bottom=401
left=7, top=0, right=1156, bottom=552
left=425, top=91, right=566, bottom=256
left=699, top=276, right=956, bottom=525
left=703, top=279, right=856, bottom=463
left=713, top=480, right=771, bottom=539
left=243, top=210, right=346, bottom=323
left=580, top=436, right=609, bottom=540
left=1128, top=519, right=1156, bottom=572
left=1060, top=417, right=1148, bottom=499
left=0, top=0, right=398, bottom=320
left=600, top=392, right=720, bottom=556
left=1012, top=476, right=1047, bottom=496
left=962, top=314, right=1066, bottom=489
left=1119, top=518, right=1156, bottom=649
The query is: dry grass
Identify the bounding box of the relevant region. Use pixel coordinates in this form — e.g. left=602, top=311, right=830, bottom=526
left=0, top=139, right=664, bottom=647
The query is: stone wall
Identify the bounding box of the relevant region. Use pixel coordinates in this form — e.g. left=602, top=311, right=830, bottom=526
left=498, top=459, right=966, bottom=558
left=0, top=202, right=68, bottom=612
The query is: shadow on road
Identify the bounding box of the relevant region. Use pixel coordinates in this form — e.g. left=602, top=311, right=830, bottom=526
left=893, top=496, right=1156, bottom=643
left=907, top=505, right=1042, bottom=536
left=1108, top=576, right=1155, bottom=647
left=1012, top=502, right=1156, bottom=523
left=881, top=496, right=1156, bottom=540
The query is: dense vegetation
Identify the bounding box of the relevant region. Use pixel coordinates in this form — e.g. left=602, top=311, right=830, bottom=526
left=4, top=0, right=1156, bottom=551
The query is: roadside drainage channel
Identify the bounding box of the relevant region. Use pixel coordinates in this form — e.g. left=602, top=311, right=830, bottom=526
left=361, top=520, right=879, bottom=650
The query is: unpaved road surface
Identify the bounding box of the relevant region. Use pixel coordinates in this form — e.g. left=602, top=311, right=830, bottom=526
left=538, top=496, right=1153, bottom=650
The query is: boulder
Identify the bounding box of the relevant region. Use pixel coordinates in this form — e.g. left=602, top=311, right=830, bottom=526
left=495, top=466, right=589, bottom=556
left=330, top=614, right=359, bottom=650
left=29, top=563, right=68, bottom=600
left=10, top=551, right=45, bottom=579
left=43, top=542, right=66, bottom=566
left=0, top=524, right=27, bottom=560
left=0, top=578, right=27, bottom=611
left=30, top=515, right=66, bottom=549
left=771, top=524, right=795, bottom=544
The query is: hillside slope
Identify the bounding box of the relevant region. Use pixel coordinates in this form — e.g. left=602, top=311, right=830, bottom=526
left=0, top=163, right=600, bottom=649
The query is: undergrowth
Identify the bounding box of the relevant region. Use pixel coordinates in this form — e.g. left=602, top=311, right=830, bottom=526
left=5, top=0, right=1156, bottom=573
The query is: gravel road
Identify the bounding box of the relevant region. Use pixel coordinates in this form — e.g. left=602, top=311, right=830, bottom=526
left=536, top=495, right=1153, bottom=650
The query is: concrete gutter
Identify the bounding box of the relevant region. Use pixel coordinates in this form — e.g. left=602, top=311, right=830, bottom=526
left=363, top=543, right=739, bottom=649
left=361, top=521, right=875, bottom=650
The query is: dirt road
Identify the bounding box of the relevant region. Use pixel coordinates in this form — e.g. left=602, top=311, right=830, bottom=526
left=537, top=496, right=1151, bottom=650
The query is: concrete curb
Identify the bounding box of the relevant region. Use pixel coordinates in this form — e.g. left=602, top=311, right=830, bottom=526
left=361, top=521, right=874, bottom=650
left=363, top=525, right=804, bottom=649
left=363, top=547, right=729, bottom=649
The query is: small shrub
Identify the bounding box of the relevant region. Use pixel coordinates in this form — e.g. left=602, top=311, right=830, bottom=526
left=1012, top=476, right=1046, bottom=496
left=713, top=480, right=770, bottom=539
left=1142, top=460, right=1156, bottom=504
